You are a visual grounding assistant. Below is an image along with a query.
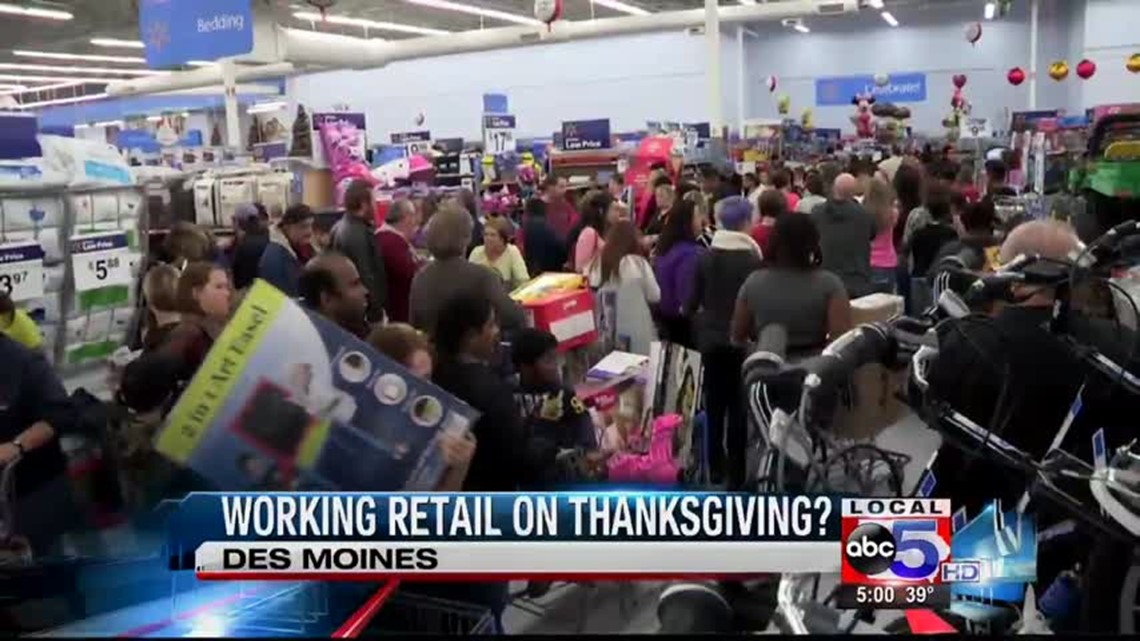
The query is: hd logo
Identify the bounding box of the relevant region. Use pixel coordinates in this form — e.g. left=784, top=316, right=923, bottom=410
left=840, top=498, right=953, bottom=585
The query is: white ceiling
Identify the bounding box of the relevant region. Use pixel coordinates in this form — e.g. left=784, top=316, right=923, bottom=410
left=0, top=0, right=960, bottom=102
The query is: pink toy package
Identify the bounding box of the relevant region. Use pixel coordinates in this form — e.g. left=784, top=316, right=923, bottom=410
left=319, top=120, right=377, bottom=206
left=606, top=413, right=681, bottom=484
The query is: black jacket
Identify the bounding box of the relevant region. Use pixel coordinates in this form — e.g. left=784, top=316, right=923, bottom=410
left=432, top=359, right=543, bottom=492
left=521, top=216, right=567, bottom=276
left=0, top=335, right=73, bottom=497
left=332, top=214, right=387, bottom=322
left=686, top=232, right=763, bottom=353
left=229, top=231, right=269, bottom=291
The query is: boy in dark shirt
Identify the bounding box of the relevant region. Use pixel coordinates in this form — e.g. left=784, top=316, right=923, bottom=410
left=511, top=329, right=600, bottom=484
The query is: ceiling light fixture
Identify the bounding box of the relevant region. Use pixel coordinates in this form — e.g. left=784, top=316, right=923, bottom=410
left=0, top=62, right=164, bottom=76
left=401, top=0, right=543, bottom=27
left=0, top=4, right=73, bottom=20
left=738, top=0, right=757, bottom=5
left=187, top=61, right=218, bottom=67
left=0, top=73, right=117, bottom=83
left=146, top=115, right=163, bottom=122
left=248, top=100, right=288, bottom=114
left=14, top=92, right=109, bottom=110
left=93, top=120, right=124, bottom=128
left=984, top=2, right=996, bottom=19
left=793, top=24, right=811, bottom=33
left=590, top=0, right=650, bottom=16
left=293, top=11, right=449, bottom=35
left=91, top=38, right=145, bottom=49
left=866, top=0, right=885, bottom=8
left=13, top=50, right=147, bottom=64
left=881, top=11, right=899, bottom=27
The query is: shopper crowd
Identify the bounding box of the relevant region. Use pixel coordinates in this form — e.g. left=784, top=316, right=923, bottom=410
left=5, top=142, right=1087, bottom=631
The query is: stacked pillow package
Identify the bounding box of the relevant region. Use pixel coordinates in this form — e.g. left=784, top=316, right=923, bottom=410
left=36, top=136, right=144, bottom=367
left=0, top=157, right=69, bottom=359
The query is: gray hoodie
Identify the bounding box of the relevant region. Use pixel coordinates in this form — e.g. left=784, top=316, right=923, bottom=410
left=810, top=198, right=877, bottom=299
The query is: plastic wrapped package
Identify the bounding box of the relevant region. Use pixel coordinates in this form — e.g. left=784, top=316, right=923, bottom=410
left=194, top=176, right=216, bottom=226
left=37, top=135, right=134, bottom=188
left=216, top=176, right=257, bottom=227
left=43, top=264, right=65, bottom=293
left=81, top=310, right=115, bottom=343
left=257, top=172, right=292, bottom=214
left=3, top=227, right=62, bottom=262
left=0, top=159, right=67, bottom=189
left=67, top=190, right=143, bottom=227
left=0, top=195, right=65, bottom=231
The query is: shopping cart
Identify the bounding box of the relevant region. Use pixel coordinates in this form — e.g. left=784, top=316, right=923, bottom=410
left=0, top=459, right=32, bottom=567
left=333, top=581, right=496, bottom=637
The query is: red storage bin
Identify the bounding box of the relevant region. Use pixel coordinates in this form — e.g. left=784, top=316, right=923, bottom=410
left=521, top=289, right=597, bottom=353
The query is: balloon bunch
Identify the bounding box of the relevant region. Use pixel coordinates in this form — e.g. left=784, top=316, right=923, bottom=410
left=766, top=75, right=791, bottom=117
left=942, top=74, right=971, bottom=142
left=871, top=102, right=912, bottom=144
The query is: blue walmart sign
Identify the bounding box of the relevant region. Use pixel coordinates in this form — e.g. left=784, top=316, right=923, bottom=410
left=139, top=0, right=254, bottom=69
left=815, top=73, right=927, bottom=107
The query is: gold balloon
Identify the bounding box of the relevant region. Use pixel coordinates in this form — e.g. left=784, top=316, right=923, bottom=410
left=1048, top=60, right=1070, bottom=81
left=1128, top=53, right=1140, bottom=74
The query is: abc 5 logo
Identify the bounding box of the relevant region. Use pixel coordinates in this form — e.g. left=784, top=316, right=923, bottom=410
left=841, top=519, right=951, bottom=584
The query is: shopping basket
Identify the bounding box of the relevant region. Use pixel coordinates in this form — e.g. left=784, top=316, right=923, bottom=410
left=334, top=581, right=496, bottom=637
left=0, top=459, right=32, bottom=566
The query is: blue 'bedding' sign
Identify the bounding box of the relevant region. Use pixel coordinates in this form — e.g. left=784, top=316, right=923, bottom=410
left=139, top=0, right=254, bottom=69
left=815, top=73, right=927, bottom=106
left=561, top=119, right=611, bottom=151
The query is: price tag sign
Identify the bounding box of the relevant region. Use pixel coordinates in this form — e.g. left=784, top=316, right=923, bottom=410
left=391, top=131, right=433, bottom=157
left=0, top=242, right=45, bottom=302
left=70, top=232, right=132, bottom=292
left=483, top=115, right=517, bottom=155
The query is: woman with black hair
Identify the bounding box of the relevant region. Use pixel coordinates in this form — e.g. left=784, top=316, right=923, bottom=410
left=732, top=214, right=852, bottom=357
left=653, top=199, right=706, bottom=348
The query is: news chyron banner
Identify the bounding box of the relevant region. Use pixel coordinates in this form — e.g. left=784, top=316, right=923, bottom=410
left=166, top=492, right=843, bottom=581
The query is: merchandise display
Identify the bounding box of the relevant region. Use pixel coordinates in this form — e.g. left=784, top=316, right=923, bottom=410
left=6, top=1, right=1140, bottom=636
left=155, top=281, right=478, bottom=492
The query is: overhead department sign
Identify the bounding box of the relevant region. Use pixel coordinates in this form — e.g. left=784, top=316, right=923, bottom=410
left=140, top=0, right=254, bottom=69
left=815, top=73, right=927, bottom=107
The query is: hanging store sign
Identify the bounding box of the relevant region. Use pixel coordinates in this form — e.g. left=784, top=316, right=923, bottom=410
left=0, top=242, right=45, bottom=302
left=561, top=119, right=611, bottom=151
left=483, top=115, right=517, bottom=155
left=70, top=232, right=132, bottom=292
left=815, top=73, right=927, bottom=107
left=139, top=0, right=254, bottom=69
left=391, top=131, right=433, bottom=157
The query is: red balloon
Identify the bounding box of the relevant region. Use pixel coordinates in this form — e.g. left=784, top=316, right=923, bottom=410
left=952, top=74, right=968, bottom=89
left=1007, top=67, right=1026, bottom=86
left=1077, top=58, right=1097, bottom=80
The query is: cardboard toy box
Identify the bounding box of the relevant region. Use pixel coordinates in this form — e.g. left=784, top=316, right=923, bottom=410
left=155, top=281, right=480, bottom=492
left=835, top=293, right=907, bottom=440
left=512, top=273, right=597, bottom=352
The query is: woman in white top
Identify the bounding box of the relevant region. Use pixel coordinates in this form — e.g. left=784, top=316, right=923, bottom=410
left=591, top=219, right=660, bottom=355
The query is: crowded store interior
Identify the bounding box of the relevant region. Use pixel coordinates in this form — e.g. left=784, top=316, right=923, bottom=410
left=3, top=0, right=1140, bottom=635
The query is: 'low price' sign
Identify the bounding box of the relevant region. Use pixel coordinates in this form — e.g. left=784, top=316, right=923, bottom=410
left=70, top=232, right=132, bottom=292
left=0, top=242, right=45, bottom=302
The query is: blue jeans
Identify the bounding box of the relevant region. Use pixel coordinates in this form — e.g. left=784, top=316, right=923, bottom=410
left=871, top=266, right=898, bottom=295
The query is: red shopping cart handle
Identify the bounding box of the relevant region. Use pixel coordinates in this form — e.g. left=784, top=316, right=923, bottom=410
left=332, top=580, right=401, bottom=639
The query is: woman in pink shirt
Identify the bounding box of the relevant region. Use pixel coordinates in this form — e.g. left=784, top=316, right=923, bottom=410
left=865, top=177, right=899, bottom=294
left=573, top=191, right=628, bottom=275
left=772, top=168, right=800, bottom=213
